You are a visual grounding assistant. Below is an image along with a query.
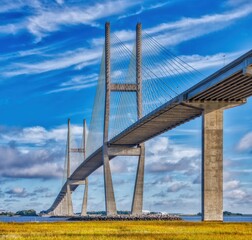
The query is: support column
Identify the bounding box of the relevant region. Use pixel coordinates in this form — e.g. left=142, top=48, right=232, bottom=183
left=66, top=184, right=74, bottom=216
left=61, top=195, right=68, bottom=216
left=81, top=179, right=88, bottom=216
left=132, top=144, right=145, bottom=214
left=53, top=203, right=62, bottom=216
left=103, top=145, right=117, bottom=215
left=81, top=119, right=88, bottom=216
left=66, top=119, right=73, bottom=216
left=202, top=107, right=223, bottom=221
left=56, top=204, right=62, bottom=216
left=103, top=22, right=117, bottom=215
left=132, top=22, right=145, bottom=215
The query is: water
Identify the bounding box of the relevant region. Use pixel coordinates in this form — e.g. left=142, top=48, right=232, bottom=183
left=0, top=215, right=251, bottom=223
left=0, top=216, right=68, bottom=223
left=181, top=215, right=252, bottom=222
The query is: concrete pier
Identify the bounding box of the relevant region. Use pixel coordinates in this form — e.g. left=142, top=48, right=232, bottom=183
left=81, top=178, right=88, bottom=216
left=81, top=120, right=88, bottom=216
left=66, top=184, right=74, bottom=216
left=202, top=107, right=223, bottom=221
left=186, top=100, right=244, bottom=221
left=131, top=144, right=145, bottom=215
left=103, top=146, right=117, bottom=215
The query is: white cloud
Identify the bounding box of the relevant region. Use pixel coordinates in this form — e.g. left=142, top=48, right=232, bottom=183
left=106, top=5, right=252, bottom=48
left=223, top=177, right=252, bottom=207
left=3, top=47, right=101, bottom=77
left=55, top=0, right=64, bottom=5
left=170, top=129, right=200, bottom=136
left=118, top=1, right=169, bottom=20
left=0, top=124, right=85, bottom=179
left=145, top=5, right=252, bottom=46
left=0, top=125, right=82, bottom=146
left=5, top=187, right=34, bottom=198
left=225, top=189, right=248, bottom=200
left=225, top=0, right=249, bottom=7
left=0, top=145, right=64, bottom=179
left=167, top=182, right=188, bottom=192
left=8, top=162, right=64, bottom=179
left=147, top=137, right=169, bottom=155
left=0, top=23, right=25, bottom=35
left=237, top=132, right=252, bottom=151
left=151, top=175, right=173, bottom=185
left=224, top=180, right=240, bottom=191
left=0, top=0, right=41, bottom=13
left=14, top=1, right=138, bottom=40
left=0, top=1, right=140, bottom=40
left=47, top=73, right=98, bottom=94
left=177, top=51, right=242, bottom=71
left=145, top=136, right=200, bottom=175
left=47, top=82, right=97, bottom=94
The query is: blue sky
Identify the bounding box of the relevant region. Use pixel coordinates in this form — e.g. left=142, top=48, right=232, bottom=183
left=0, top=0, right=252, bottom=214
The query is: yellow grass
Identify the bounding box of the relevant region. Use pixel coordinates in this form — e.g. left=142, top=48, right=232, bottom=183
left=0, top=221, right=252, bottom=240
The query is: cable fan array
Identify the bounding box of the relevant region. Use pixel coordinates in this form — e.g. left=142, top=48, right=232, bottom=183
left=108, top=31, right=204, bottom=139
left=84, top=28, right=204, bottom=157
left=85, top=48, right=106, bottom=158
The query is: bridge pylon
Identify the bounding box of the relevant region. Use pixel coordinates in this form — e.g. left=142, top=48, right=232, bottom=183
left=103, top=22, right=145, bottom=216
left=50, top=119, right=89, bottom=217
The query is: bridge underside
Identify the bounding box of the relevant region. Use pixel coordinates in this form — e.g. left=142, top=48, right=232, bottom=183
left=111, top=103, right=202, bottom=145
left=189, top=70, right=252, bottom=101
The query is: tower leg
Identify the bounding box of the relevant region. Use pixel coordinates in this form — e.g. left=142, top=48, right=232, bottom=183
left=103, top=145, right=117, bottom=215
left=66, top=184, right=74, bottom=216
left=61, top=195, right=67, bottom=216
left=202, top=108, right=223, bottom=221
left=131, top=144, right=145, bottom=215
left=81, top=178, right=88, bottom=216
left=52, top=202, right=62, bottom=216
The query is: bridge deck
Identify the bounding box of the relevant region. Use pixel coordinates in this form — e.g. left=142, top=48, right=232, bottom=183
left=47, top=50, right=252, bottom=212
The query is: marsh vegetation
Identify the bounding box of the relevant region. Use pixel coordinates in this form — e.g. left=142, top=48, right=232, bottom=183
left=1, top=221, right=252, bottom=239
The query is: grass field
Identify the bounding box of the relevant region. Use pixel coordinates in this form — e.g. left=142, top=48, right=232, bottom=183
left=0, top=221, right=252, bottom=239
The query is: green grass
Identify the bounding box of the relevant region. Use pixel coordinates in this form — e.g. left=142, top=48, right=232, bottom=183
left=0, top=221, right=252, bottom=239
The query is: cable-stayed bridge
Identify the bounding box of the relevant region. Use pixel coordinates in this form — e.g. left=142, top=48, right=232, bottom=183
left=46, top=22, right=252, bottom=221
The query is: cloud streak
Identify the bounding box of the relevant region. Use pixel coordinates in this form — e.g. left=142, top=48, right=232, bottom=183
left=0, top=0, right=139, bottom=40
left=145, top=4, right=252, bottom=46
left=0, top=144, right=64, bottom=179
left=108, top=4, right=252, bottom=48
left=0, top=124, right=83, bottom=146
left=237, top=132, right=252, bottom=151
left=47, top=73, right=98, bottom=94
left=3, top=48, right=101, bottom=77
left=0, top=124, right=84, bottom=179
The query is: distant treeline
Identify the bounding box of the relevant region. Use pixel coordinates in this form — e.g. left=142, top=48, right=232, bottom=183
left=0, top=209, right=37, bottom=216
left=223, top=211, right=243, bottom=216
left=1, top=209, right=244, bottom=217
left=197, top=211, right=243, bottom=216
